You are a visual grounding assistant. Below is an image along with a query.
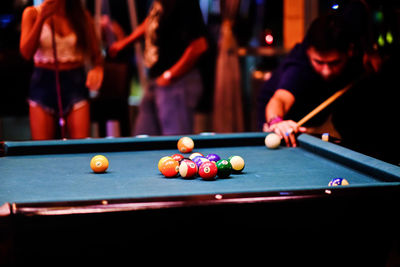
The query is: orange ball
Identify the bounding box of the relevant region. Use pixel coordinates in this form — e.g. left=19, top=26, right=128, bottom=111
left=161, top=158, right=179, bottom=178
left=90, top=155, right=109, bottom=173
left=158, top=156, right=173, bottom=173
left=177, top=137, right=194, bottom=153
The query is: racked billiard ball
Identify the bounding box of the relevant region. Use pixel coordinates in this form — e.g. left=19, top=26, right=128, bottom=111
left=206, top=153, right=221, bottom=163
left=189, top=152, right=204, bottom=160
left=198, top=161, right=218, bottom=180
left=216, top=159, right=232, bottom=178
left=228, top=155, right=245, bottom=173
left=179, top=159, right=198, bottom=179
left=193, top=156, right=209, bottom=169
left=161, top=158, right=179, bottom=178
left=90, top=155, right=109, bottom=173
left=158, top=156, right=173, bottom=173
left=171, top=153, right=184, bottom=163
left=177, top=137, right=194, bottom=153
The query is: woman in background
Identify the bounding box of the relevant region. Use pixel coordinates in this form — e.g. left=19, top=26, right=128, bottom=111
left=20, top=0, right=103, bottom=140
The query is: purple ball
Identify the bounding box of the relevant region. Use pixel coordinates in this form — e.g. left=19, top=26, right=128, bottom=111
left=193, top=156, right=209, bottom=169
left=192, top=155, right=205, bottom=164
left=206, top=153, right=221, bottom=162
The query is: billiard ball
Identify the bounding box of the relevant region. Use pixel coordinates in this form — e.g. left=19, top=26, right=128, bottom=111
left=192, top=155, right=205, bottom=162
left=228, top=155, right=245, bottom=173
left=158, top=156, right=173, bottom=173
left=265, top=133, right=281, bottom=149
left=189, top=152, right=204, bottom=160
left=90, top=155, right=109, bottom=173
left=322, top=133, right=329, bottom=142
left=193, top=156, right=209, bottom=169
left=171, top=153, right=184, bottom=162
left=206, top=153, right=221, bottom=162
left=328, top=178, right=349, bottom=186
left=177, top=137, right=194, bottom=153
left=216, top=159, right=232, bottom=178
left=179, top=159, right=198, bottom=179
left=161, top=158, right=179, bottom=178
left=198, top=161, right=218, bottom=180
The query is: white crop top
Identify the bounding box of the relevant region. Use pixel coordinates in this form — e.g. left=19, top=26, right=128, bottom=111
left=33, top=23, right=84, bottom=64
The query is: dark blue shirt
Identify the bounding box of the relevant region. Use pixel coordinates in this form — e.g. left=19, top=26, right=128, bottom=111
left=257, top=42, right=363, bottom=130
left=146, top=0, right=207, bottom=78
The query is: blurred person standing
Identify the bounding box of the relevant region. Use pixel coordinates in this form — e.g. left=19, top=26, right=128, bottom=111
left=109, top=0, right=208, bottom=135
left=20, top=0, right=103, bottom=140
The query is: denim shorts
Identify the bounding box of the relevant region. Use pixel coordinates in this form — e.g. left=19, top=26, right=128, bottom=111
left=29, top=67, right=89, bottom=115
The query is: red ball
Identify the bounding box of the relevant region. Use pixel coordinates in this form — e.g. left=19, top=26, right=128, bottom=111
left=171, top=153, right=184, bottom=162
left=198, top=161, right=218, bottom=180
left=179, top=159, right=198, bottom=179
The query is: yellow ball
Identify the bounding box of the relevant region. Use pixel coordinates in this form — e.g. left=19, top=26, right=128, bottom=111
left=90, top=155, right=109, bottom=173
left=265, top=133, right=281, bottom=149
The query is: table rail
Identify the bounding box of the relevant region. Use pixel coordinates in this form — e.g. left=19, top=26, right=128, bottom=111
left=7, top=185, right=400, bottom=217
left=1, top=132, right=268, bottom=156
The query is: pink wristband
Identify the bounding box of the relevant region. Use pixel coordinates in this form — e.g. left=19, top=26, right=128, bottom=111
left=267, top=116, right=283, bottom=126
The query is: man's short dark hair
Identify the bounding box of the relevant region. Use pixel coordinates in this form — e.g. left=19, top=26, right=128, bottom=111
left=304, top=14, right=352, bottom=53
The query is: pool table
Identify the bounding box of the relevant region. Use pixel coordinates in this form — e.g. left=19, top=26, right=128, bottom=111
left=1, top=132, right=400, bottom=264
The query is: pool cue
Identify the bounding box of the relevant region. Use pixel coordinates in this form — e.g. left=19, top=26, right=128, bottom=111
left=296, top=82, right=353, bottom=127
left=50, top=18, right=67, bottom=139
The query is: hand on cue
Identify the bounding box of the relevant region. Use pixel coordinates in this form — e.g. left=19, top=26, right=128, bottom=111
left=265, top=120, right=306, bottom=147
left=264, top=81, right=354, bottom=147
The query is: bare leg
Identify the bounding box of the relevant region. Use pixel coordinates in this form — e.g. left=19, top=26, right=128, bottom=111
left=67, top=101, right=90, bottom=139
left=29, top=103, right=56, bottom=140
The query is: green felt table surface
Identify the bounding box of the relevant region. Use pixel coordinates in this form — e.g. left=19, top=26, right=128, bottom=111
left=1, top=133, right=400, bottom=206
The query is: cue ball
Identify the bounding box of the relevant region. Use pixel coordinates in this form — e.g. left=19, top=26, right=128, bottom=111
left=90, top=155, right=109, bottom=173
left=177, top=137, right=194, bottom=153
left=265, top=133, right=281, bottom=149
left=328, top=178, right=349, bottom=186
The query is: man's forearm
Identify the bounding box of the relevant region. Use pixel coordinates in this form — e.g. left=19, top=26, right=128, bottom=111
left=122, top=18, right=148, bottom=47
left=265, top=89, right=295, bottom=125
left=166, top=37, right=208, bottom=80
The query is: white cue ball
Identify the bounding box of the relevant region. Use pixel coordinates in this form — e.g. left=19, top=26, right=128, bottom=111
left=265, top=133, right=281, bottom=149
